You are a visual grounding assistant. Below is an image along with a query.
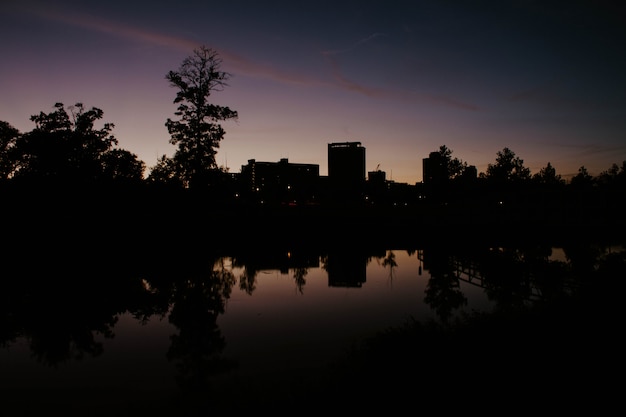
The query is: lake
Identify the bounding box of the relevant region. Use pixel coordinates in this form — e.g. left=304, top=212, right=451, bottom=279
left=1, top=237, right=624, bottom=415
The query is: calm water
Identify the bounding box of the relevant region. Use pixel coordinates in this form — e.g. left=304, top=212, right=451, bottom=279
left=1, top=243, right=622, bottom=415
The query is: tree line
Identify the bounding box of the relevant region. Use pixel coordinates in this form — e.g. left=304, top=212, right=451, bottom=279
left=427, top=144, right=625, bottom=189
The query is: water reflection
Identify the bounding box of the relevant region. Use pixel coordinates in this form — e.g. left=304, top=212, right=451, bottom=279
left=322, top=250, right=368, bottom=287
left=1, top=238, right=624, bottom=414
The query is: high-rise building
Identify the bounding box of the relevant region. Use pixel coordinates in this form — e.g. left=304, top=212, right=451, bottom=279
left=327, top=142, right=365, bottom=201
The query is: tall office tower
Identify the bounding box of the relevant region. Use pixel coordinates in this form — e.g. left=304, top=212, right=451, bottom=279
left=327, top=141, right=366, bottom=202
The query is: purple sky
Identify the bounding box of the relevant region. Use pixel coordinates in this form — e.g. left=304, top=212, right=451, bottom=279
left=1, top=0, right=625, bottom=183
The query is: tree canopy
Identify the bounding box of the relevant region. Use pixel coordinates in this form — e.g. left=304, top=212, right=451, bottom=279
left=484, top=147, right=531, bottom=182
left=7, top=103, right=144, bottom=184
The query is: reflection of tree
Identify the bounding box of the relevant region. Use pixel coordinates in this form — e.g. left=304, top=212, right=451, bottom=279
left=26, top=293, right=116, bottom=366
left=0, top=242, right=164, bottom=367
left=476, top=248, right=534, bottom=309
left=422, top=249, right=467, bottom=322
left=292, top=267, right=308, bottom=294
left=165, top=257, right=238, bottom=399
left=233, top=249, right=317, bottom=293
left=239, top=266, right=258, bottom=295
left=381, top=250, right=397, bottom=283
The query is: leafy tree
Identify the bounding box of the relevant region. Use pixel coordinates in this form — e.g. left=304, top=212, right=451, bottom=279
left=12, top=103, right=144, bottom=183
left=100, top=148, right=146, bottom=182
left=162, top=45, right=238, bottom=189
left=596, top=161, right=626, bottom=188
left=485, top=147, right=530, bottom=182
left=569, top=166, right=594, bottom=189
left=532, top=162, right=564, bottom=186
left=147, top=155, right=184, bottom=187
left=435, top=145, right=468, bottom=180
left=0, top=121, right=20, bottom=180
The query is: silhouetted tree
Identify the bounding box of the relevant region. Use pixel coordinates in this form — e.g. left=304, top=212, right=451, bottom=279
left=532, top=162, right=564, bottom=186
left=100, top=148, right=146, bottom=183
left=146, top=154, right=184, bottom=187
left=596, top=161, right=626, bottom=188
left=484, top=147, right=530, bottom=183
left=161, top=45, right=238, bottom=189
left=0, top=121, right=20, bottom=180
left=570, top=166, right=594, bottom=189
left=435, top=145, right=468, bottom=180
left=11, top=103, right=144, bottom=183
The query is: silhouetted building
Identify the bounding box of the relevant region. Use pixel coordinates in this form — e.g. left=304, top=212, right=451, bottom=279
left=423, top=152, right=448, bottom=185
left=366, top=169, right=387, bottom=204
left=367, top=169, right=386, bottom=183
left=328, top=142, right=366, bottom=202
left=239, top=158, right=319, bottom=204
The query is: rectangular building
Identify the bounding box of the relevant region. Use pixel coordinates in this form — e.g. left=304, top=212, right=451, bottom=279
left=327, top=142, right=366, bottom=202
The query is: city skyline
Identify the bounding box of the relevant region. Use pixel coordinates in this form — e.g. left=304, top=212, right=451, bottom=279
left=2, top=1, right=625, bottom=183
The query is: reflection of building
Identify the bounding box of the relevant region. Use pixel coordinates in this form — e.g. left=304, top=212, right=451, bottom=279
left=232, top=250, right=319, bottom=275
left=239, top=158, right=319, bottom=204
left=328, top=142, right=366, bottom=201
left=325, top=251, right=367, bottom=287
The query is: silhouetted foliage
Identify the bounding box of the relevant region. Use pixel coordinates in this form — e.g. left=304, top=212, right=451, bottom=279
left=484, top=147, right=531, bottom=182
left=0, top=121, right=20, bottom=180
left=435, top=144, right=468, bottom=180
left=533, top=161, right=565, bottom=186
left=8, top=103, right=144, bottom=184
left=158, top=45, right=238, bottom=189
left=570, top=165, right=595, bottom=189
left=597, top=161, right=626, bottom=188
left=146, top=154, right=185, bottom=188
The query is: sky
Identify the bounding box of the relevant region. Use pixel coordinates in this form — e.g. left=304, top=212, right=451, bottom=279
left=1, top=0, right=625, bottom=183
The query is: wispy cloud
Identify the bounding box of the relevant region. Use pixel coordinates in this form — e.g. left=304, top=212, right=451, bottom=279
left=508, top=79, right=591, bottom=110
left=29, top=8, right=478, bottom=110
left=324, top=51, right=479, bottom=110
left=28, top=7, right=329, bottom=87
left=321, top=32, right=479, bottom=110
left=322, top=32, right=388, bottom=55
left=29, top=7, right=202, bottom=51
left=558, top=142, right=626, bottom=158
